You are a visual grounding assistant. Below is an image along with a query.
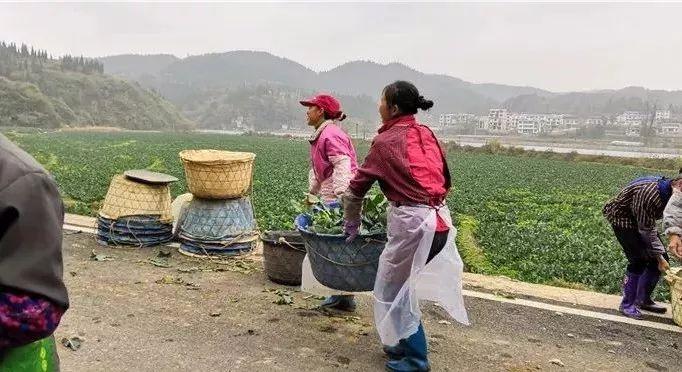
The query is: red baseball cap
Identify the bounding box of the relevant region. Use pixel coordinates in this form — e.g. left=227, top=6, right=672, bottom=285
left=300, top=94, right=343, bottom=119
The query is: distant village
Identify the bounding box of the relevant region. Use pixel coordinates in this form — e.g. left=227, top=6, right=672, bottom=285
left=433, top=109, right=682, bottom=138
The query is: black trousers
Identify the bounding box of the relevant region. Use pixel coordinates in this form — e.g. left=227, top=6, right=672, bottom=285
left=612, top=227, right=668, bottom=274
left=427, top=230, right=449, bottom=264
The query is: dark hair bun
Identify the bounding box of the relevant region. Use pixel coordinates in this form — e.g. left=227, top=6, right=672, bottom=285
left=417, top=95, right=434, bottom=111
left=383, top=81, right=434, bottom=115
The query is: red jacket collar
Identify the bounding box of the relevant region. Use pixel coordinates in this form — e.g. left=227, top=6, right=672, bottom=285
left=378, top=115, right=417, bottom=133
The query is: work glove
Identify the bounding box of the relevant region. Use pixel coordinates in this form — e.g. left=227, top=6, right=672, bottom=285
left=304, top=193, right=319, bottom=206
left=325, top=200, right=341, bottom=210
left=343, top=219, right=360, bottom=243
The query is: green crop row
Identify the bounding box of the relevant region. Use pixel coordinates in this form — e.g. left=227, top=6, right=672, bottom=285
left=6, top=130, right=677, bottom=298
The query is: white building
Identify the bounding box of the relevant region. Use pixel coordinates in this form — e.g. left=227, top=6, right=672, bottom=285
left=508, top=113, right=564, bottom=135
left=585, top=117, right=604, bottom=126
left=539, top=114, right=564, bottom=132
left=563, top=116, right=582, bottom=129
left=656, top=110, right=672, bottom=122
left=477, top=116, right=489, bottom=129
left=439, top=113, right=476, bottom=127
left=506, top=112, right=519, bottom=132
left=625, top=127, right=641, bottom=137
left=617, top=111, right=646, bottom=127
left=487, top=109, right=510, bottom=132
left=658, top=122, right=681, bottom=136
left=517, top=117, right=540, bottom=135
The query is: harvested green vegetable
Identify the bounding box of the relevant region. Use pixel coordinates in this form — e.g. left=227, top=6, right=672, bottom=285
left=297, top=189, right=388, bottom=235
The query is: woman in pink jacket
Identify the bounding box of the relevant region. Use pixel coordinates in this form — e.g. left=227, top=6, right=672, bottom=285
left=299, top=94, right=359, bottom=311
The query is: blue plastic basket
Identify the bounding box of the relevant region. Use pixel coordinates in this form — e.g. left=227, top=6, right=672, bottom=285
left=295, top=214, right=386, bottom=292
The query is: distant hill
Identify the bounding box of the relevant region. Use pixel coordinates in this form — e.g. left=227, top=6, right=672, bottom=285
left=317, top=61, right=497, bottom=114
left=503, top=86, right=682, bottom=116
left=0, top=42, right=192, bottom=130
left=99, top=50, right=682, bottom=130
left=100, top=52, right=525, bottom=129
left=466, top=83, right=554, bottom=103
left=100, top=54, right=180, bottom=79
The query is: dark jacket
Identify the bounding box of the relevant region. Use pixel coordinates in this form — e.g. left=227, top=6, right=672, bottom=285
left=0, top=134, right=69, bottom=309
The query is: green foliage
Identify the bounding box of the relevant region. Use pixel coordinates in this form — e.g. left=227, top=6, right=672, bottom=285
left=299, top=190, right=388, bottom=235
left=0, top=41, right=192, bottom=130
left=8, top=131, right=679, bottom=298
left=307, top=203, right=345, bottom=235
left=446, top=141, right=682, bottom=171
left=455, top=214, right=495, bottom=275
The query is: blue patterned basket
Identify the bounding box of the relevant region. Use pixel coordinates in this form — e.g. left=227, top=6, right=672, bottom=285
left=179, top=239, right=255, bottom=257
left=295, top=214, right=386, bottom=292
left=177, top=197, right=257, bottom=243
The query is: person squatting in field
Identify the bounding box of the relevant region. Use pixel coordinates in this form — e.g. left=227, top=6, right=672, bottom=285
left=603, top=170, right=682, bottom=319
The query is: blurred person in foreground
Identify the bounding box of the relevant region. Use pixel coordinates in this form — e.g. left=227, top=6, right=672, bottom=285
left=0, top=133, right=69, bottom=371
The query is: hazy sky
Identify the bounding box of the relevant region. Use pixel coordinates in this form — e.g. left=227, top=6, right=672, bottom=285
left=2, top=2, right=682, bottom=92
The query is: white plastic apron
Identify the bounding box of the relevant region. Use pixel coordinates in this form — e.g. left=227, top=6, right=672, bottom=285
left=374, top=204, right=469, bottom=346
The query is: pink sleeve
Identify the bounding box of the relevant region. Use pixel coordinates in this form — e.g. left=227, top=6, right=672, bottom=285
left=329, top=155, right=353, bottom=197
left=308, top=168, right=320, bottom=194
left=325, top=133, right=354, bottom=157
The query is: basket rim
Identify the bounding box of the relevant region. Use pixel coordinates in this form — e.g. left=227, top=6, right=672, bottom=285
left=179, top=149, right=256, bottom=164
left=294, top=213, right=386, bottom=240
left=296, top=226, right=386, bottom=241
left=260, top=230, right=305, bottom=245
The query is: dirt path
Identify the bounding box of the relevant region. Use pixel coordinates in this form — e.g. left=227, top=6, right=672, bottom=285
left=55, top=234, right=681, bottom=371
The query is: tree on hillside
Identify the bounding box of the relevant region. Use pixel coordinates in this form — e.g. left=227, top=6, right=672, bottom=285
left=640, top=103, right=657, bottom=145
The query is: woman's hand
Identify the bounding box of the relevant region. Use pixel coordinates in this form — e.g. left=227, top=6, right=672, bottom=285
left=669, top=234, right=682, bottom=259
left=658, top=255, right=671, bottom=272
left=304, top=193, right=319, bottom=206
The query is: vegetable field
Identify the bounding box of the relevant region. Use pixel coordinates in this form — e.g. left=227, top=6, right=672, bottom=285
left=6, top=130, right=678, bottom=296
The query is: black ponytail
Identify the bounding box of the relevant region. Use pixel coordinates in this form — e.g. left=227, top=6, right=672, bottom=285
left=383, top=80, right=434, bottom=115
left=324, top=111, right=347, bottom=121
left=416, top=95, right=434, bottom=111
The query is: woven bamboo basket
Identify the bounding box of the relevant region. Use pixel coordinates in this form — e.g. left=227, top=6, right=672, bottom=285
left=665, top=268, right=682, bottom=326
left=99, top=175, right=173, bottom=222
left=179, top=150, right=256, bottom=199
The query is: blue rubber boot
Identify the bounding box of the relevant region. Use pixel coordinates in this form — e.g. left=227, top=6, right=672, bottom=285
left=385, top=323, right=430, bottom=371
left=383, top=342, right=405, bottom=360
left=636, top=268, right=667, bottom=314
left=619, top=272, right=642, bottom=319
left=319, top=295, right=356, bottom=312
